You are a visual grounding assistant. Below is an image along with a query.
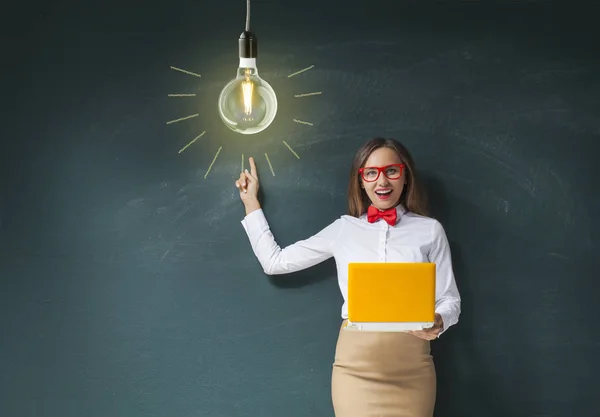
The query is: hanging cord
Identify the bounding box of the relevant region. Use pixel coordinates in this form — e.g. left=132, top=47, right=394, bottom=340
left=245, top=0, right=251, bottom=31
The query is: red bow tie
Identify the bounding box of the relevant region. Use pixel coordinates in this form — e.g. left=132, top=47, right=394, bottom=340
left=367, top=205, right=397, bottom=226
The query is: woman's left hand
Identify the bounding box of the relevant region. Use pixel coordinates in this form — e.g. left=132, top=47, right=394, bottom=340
left=407, top=313, right=444, bottom=340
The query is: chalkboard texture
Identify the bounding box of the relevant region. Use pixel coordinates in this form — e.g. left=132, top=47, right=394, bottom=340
left=1, top=1, right=598, bottom=417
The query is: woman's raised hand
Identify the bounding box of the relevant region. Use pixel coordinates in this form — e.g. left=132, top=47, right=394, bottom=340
left=235, top=157, right=261, bottom=211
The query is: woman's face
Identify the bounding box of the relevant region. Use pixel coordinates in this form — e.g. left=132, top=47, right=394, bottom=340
left=360, top=147, right=406, bottom=210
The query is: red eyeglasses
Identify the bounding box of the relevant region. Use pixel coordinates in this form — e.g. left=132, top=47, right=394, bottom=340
left=359, top=163, right=405, bottom=182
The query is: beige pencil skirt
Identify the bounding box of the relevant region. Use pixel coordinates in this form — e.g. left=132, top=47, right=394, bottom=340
left=331, top=320, right=436, bottom=417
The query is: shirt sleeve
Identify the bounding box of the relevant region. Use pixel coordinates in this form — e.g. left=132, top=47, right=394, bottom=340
left=428, top=220, right=461, bottom=337
left=241, top=208, right=342, bottom=275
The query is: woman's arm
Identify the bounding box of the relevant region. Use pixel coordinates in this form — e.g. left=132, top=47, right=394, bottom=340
left=428, top=220, right=461, bottom=336
left=236, top=157, right=341, bottom=275
left=241, top=205, right=342, bottom=275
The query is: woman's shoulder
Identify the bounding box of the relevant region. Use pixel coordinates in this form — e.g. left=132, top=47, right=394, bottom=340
left=403, top=211, right=438, bottom=224
left=399, top=211, right=449, bottom=236
left=403, top=212, right=449, bottom=238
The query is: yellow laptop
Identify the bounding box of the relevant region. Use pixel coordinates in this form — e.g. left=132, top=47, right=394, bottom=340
left=344, top=262, right=436, bottom=332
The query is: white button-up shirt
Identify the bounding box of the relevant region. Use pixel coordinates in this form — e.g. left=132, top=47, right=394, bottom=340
left=241, top=204, right=461, bottom=336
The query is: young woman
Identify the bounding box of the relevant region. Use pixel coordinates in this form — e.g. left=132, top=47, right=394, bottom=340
left=235, top=137, right=461, bottom=417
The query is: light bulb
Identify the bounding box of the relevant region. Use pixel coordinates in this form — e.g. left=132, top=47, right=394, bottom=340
left=218, top=30, right=278, bottom=135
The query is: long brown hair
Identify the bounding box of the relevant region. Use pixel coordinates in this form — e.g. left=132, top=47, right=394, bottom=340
left=347, top=137, right=429, bottom=217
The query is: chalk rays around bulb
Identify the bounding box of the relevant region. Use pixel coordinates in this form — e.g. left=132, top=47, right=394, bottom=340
left=165, top=60, right=325, bottom=179
left=288, top=65, right=321, bottom=127
left=165, top=63, right=321, bottom=179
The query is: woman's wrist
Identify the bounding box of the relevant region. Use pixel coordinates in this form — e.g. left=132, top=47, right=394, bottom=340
left=244, top=198, right=261, bottom=215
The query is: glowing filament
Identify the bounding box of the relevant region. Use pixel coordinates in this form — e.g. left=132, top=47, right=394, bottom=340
left=241, top=75, right=254, bottom=117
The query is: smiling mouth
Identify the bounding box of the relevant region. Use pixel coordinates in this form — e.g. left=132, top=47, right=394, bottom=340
left=375, top=190, right=392, bottom=195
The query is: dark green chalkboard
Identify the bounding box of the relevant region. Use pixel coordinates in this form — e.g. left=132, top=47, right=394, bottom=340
left=1, top=1, right=598, bottom=417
